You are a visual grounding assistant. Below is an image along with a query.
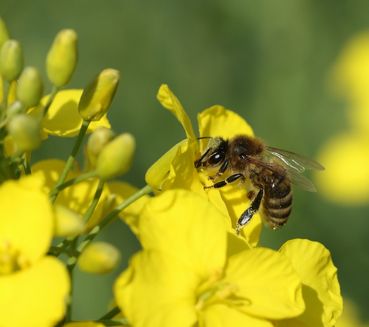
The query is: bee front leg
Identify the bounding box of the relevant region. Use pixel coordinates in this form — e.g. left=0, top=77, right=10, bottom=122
left=208, top=160, right=229, bottom=180
left=236, top=189, right=263, bottom=234
left=204, top=173, right=245, bottom=189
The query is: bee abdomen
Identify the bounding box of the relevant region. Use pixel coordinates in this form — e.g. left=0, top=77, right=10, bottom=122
left=263, top=181, right=293, bottom=228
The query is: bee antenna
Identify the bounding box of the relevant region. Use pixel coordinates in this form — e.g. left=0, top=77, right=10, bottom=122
left=197, top=136, right=212, bottom=140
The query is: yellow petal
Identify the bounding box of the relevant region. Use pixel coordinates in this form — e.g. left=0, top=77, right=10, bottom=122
left=28, top=89, right=111, bottom=137
left=32, top=159, right=111, bottom=230
left=0, top=175, right=53, bottom=263
left=224, top=248, right=304, bottom=319
left=145, top=140, right=185, bottom=191
left=0, top=256, right=70, bottom=327
left=139, top=189, right=228, bottom=278
left=157, top=84, right=196, bottom=142
left=201, top=303, right=273, bottom=327
left=279, top=239, right=343, bottom=327
left=316, top=133, right=369, bottom=204
left=107, top=181, right=150, bottom=235
left=198, top=105, right=254, bottom=139
left=115, top=251, right=198, bottom=327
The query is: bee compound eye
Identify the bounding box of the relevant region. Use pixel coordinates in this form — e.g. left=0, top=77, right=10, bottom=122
left=208, top=152, right=223, bottom=165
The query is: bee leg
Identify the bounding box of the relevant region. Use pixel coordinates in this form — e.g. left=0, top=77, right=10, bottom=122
left=236, top=189, right=263, bottom=234
left=209, top=160, right=229, bottom=180
left=204, top=173, right=245, bottom=189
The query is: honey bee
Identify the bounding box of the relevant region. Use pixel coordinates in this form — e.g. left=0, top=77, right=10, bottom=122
left=194, top=135, right=324, bottom=232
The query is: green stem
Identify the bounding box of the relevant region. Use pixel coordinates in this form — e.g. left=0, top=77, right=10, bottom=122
left=50, top=120, right=90, bottom=203
left=65, top=236, right=79, bottom=322
left=52, top=170, right=97, bottom=194
left=42, top=85, right=59, bottom=117
left=98, top=306, right=121, bottom=321
left=75, top=184, right=152, bottom=260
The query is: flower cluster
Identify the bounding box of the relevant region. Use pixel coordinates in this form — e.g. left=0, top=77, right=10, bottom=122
left=316, top=32, right=369, bottom=204
left=0, top=17, right=343, bottom=327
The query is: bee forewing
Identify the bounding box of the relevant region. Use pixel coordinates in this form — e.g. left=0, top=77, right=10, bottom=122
left=266, top=146, right=325, bottom=172
left=286, top=167, right=317, bottom=192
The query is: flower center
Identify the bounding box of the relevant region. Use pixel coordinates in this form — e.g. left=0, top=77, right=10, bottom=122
left=0, top=241, right=29, bottom=275
left=195, top=271, right=252, bottom=312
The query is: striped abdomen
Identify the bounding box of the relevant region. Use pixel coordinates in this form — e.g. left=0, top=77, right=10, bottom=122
left=262, top=178, right=292, bottom=229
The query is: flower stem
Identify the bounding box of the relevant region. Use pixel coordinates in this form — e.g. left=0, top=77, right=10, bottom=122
left=52, top=170, right=97, bottom=194
left=42, top=85, right=59, bottom=117
left=50, top=120, right=90, bottom=203
left=98, top=306, right=121, bottom=321
left=77, top=184, right=152, bottom=258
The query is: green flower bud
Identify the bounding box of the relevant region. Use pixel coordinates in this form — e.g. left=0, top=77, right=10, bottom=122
left=0, top=39, right=23, bottom=82
left=54, top=205, right=84, bottom=237
left=0, top=17, right=10, bottom=48
left=96, top=133, right=135, bottom=180
left=78, top=68, right=120, bottom=121
left=7, top=114, right=41, bottom=151
left=78, top=242, right=120, bottom=274
left=46, top=29, right=78, bottom=87
left=86, top=127, right=115, bottom=168
left=16, top=67, right=43, bottom=108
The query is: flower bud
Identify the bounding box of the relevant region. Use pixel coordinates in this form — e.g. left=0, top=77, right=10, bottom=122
left=0, top=39, right=23, bottom=82
left=16, top=67, right=43, bottom=108
left=0, top=17, right=10, bottom=48
left=7, top=114, right=41, bottom=152
left=54, top=205, right=84, bottom=237
left=78, top=69, right=120, bottom=121
left=86, top=127, right=115, bottom=168
left=46, top=29, right=78, bottom=87
left=95, top=133, right=135, bottom=180
left=78, top=242, right=120, bottom=274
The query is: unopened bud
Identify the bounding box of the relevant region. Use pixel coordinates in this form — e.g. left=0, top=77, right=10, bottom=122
left=0, top=39, right=23, bottom=82
left=0, top=18, right=10, bottom=48
left=78, top=242, right=120, bottom=274
left=46, top=29, right=78, bottom=87
left=96, top=133, right=135, bottom=180
left=7, top=114, right=41, bottom=151
left=17, top=67, right=43, bottom=107
left=78, top=69, right=120, bottom=121
left=54, top=205, right=84, bottom=237
left=86, top=127, right=115, bottom=168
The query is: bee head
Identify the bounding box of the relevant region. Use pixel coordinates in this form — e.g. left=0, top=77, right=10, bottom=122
left=195, top=137, right=228, bottom=169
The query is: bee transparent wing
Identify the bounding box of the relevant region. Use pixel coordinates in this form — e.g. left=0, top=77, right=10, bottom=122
left=284, top=165, right=317, bottom=192
left=266, top=146, right=324, bottom=173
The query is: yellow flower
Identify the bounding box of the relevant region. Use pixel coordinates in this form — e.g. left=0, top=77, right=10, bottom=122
left=32, top=159, right=149, bottom=232
left=276, top=239, right=343, bottom=327
left=32, top=159, right=111, bottom=231
left=146, top=84, right=261, bottom=246
left=115, top=189, right=306, bottom=327
left=28, top=89, right=111, bottom=137
left=316, top=32, right=369, bottom=204
left=0, top=175, right=70, bottom=327
left=316, top=133, right=369, bottom=204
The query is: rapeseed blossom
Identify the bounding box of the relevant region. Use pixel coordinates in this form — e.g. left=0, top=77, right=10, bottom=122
left=316, top=33, right=369, bottom=204
left=146, top=84, right=262, bottom=246
left=115, top=189, right=342, bottom=327
left=0, top=175, right=70, bottom=327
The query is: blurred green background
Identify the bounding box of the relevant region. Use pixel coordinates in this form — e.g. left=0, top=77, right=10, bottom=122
left=2, top=0, right=369, bottom=321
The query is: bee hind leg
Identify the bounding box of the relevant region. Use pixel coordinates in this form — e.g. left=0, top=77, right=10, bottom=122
left=236, top=189, right=263, bottom=234
left=204, top=173, right=245, bottom=189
